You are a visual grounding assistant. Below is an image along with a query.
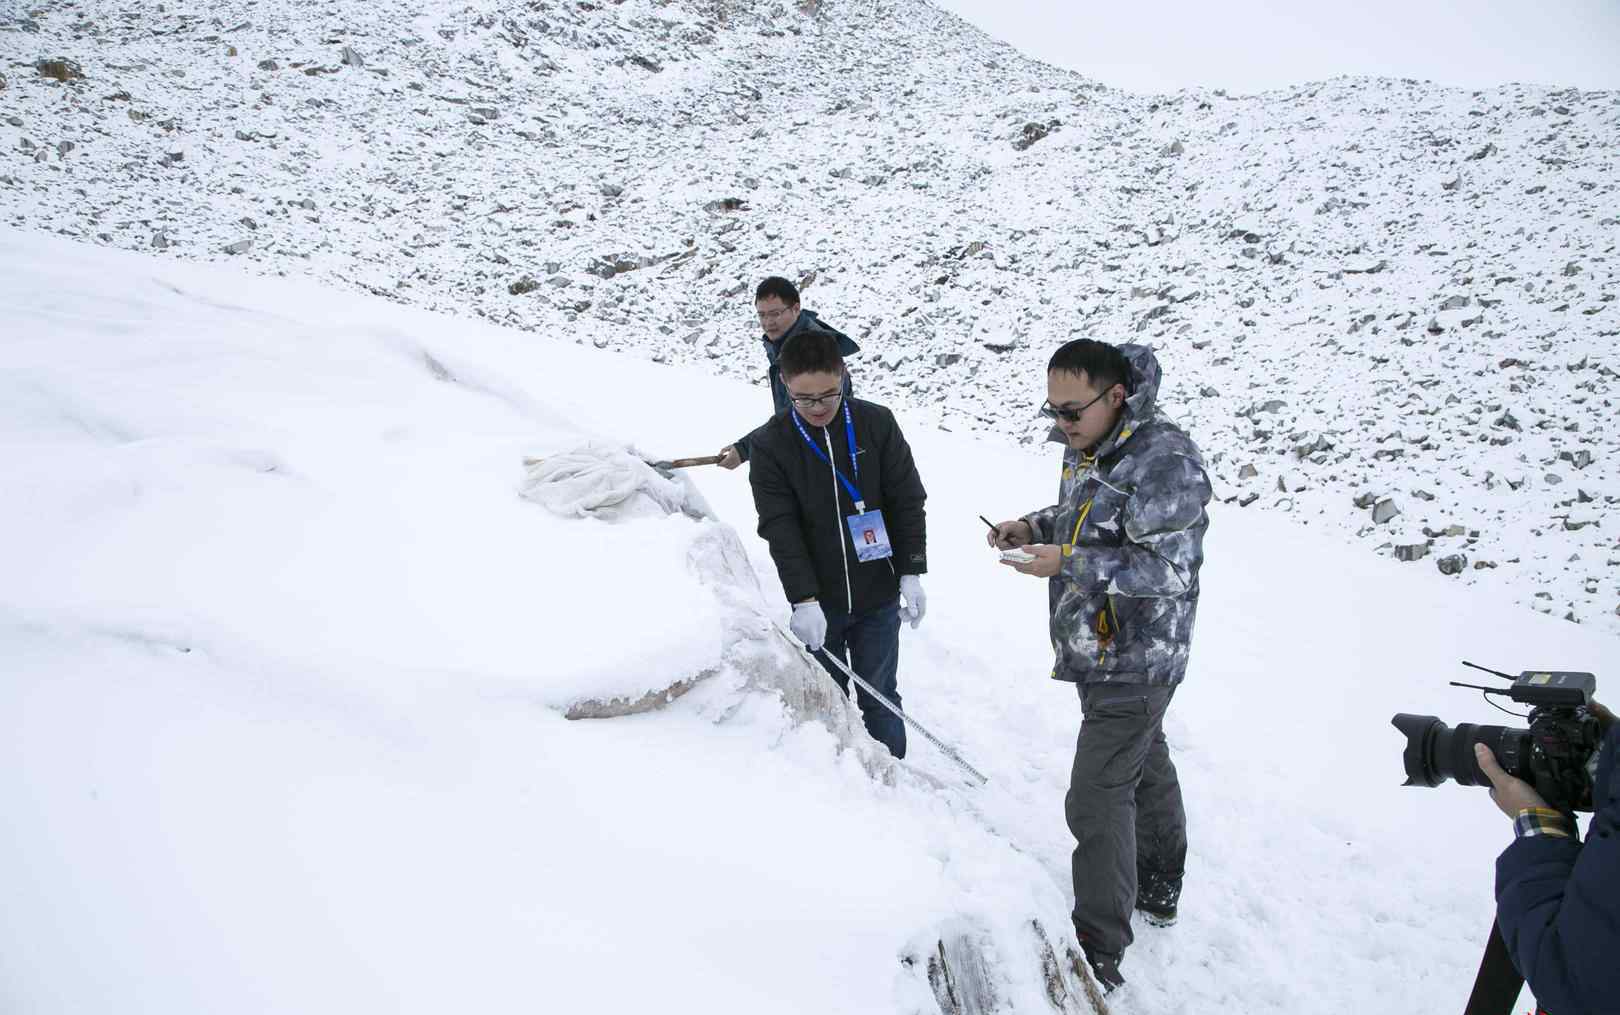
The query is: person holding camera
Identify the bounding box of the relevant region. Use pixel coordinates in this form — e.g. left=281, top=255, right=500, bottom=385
left=987, top=339, right=1211, bottom=994
left=1475, top=701, right=1619, bottom=1014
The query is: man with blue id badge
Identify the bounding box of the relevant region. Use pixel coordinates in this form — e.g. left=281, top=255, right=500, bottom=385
left=746, top=330, right=929, bottom=758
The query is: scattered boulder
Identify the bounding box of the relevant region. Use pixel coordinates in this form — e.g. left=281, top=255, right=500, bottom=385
left=1372, top=497, right=1401, bottom=524
left=508, top=276, right=540, bottom=295
left=1394, top=542, right=1430, bottom=562
left=1159, top=139, right=1185, bottom=157
left=223, top=239, right=253, bottom=255
left=340, top=46, right=365, bottom=68
left=1012, top=121, right=1056, bottom=151
left=585, top=253, right=658, bottom=279
left=1437, top=553, right=1468, bottom=575
left=36, top=59, right=84, bottom=82
left=1422, top=524, right=1467, bottom=539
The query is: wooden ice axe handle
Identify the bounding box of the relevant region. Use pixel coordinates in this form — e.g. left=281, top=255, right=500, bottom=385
left=520, top=455, right=723, bottom=469
left=662, top=456, right=724, bottom=469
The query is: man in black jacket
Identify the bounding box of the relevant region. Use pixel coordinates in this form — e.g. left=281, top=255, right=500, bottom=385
left=747, top=330, right=927, bottom=758
left=717, top=276, right=860, bottom=469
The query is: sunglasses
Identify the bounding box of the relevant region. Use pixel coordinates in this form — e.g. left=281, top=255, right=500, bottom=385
left=1039, top=388, right=1112, bottom=423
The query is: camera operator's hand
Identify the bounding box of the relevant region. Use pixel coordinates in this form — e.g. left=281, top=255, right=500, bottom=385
left=1474, top=743, right=1551, bottom=819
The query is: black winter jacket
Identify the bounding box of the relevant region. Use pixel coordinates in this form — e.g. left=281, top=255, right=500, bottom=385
left=1495, top=721, right=1620, bottom=1014
left=747, top=398, right=927, bottom=615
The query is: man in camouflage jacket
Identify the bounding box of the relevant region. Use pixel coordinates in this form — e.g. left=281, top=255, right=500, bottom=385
left=989, top=339, right=1211, bottom=993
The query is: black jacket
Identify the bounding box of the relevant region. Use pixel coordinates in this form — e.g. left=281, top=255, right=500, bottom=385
left=734, top=310, right=860, bottom=463
left=748, top=398, right=927, bottom=615
left=1495, top=721, right=1619, bottom=1014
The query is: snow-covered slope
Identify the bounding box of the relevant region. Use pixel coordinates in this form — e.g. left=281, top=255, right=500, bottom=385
left=3, top=0, right=1617, bottom=633
left=6, top=234, right=1620, bottom=1014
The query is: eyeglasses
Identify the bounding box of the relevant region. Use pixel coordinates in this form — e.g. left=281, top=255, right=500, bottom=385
left=790, top=390, right=843, bottom=410
left=1040, top=389, right=1112, bottom=423
left=758, top=305, right=798, bottom=324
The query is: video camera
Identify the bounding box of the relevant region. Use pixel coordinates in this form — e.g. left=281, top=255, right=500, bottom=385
left=1392, top=663, right=1604, bottom=813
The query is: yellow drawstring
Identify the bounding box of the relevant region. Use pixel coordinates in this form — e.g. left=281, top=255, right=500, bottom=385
left=1061, top=499, right=1093, bottom=558
left=1060, top=452, right=1096, bottom=558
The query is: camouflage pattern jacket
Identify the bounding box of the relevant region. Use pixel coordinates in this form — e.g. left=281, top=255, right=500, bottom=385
left=1023, top=345, right=1212, bottom=686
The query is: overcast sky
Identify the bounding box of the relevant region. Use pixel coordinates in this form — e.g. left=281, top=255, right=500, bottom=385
left=929, top=0, right=1620, bottom=95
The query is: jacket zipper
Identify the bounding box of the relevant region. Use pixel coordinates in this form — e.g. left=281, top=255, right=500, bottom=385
left=824, top=426, right=853, bottom=612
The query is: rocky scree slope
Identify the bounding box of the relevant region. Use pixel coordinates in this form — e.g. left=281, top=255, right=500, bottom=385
left=2, top=0, right=1617, bottom=632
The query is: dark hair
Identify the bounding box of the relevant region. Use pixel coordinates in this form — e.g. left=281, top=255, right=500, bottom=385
left=1047, top=338, right=1131, bottom=393
left=755, top=276, right=800, bottom=306
left=777, top=329, right=844, bottom=380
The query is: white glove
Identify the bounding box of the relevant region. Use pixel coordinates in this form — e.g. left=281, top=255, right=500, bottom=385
left=790, top=601, right=827, bottom=652
left=899, top=575, right=926, bottom=630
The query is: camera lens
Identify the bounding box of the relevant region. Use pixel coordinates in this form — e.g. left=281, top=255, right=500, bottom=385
left=1391, top=713, right=1531, bottom=788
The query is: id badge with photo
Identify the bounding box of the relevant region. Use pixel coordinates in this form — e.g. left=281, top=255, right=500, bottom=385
left=847, top=508, right=893, bottom=563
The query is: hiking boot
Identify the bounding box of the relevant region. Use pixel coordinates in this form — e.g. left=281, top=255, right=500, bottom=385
left=1078, top=943, right=1125, bottom=994
left=1136, top=866, right=1182, bottom=928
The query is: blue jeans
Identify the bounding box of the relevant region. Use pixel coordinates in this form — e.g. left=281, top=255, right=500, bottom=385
left=817, top=599, right=906, bottom=758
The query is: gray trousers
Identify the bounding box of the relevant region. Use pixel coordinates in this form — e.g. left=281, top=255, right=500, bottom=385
left=1066, top=682, right=1187, bottom=957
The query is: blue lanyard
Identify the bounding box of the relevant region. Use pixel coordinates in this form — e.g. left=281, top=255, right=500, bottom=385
left=791, top=402, right=864, bottom=510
